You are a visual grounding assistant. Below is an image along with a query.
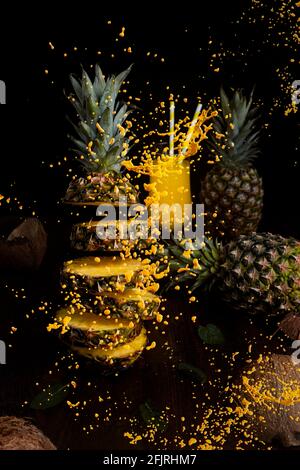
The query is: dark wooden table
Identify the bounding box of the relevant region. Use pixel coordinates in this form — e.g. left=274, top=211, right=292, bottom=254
left=0, top=221, right=298, bottom=451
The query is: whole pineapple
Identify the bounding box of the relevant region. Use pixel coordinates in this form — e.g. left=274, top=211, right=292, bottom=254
left=201, top=88, right=263, bottom=239
left=64, top=64, right=138, bottom=205
left=163, top=233, right=300, bottom=316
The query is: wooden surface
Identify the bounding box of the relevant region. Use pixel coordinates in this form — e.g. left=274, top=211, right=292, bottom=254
left=0, top=221, right=298, bottom=451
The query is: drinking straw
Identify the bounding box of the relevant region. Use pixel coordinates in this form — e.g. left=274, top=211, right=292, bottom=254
left=180, top=102, right=203, bottom=158
left=169, top=100, right=175, bottom=156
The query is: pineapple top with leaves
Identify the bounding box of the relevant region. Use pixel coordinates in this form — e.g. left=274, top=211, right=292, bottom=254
left=210, top=88, right=260, bottom=168
left=64, top=64, right=138, bottom=204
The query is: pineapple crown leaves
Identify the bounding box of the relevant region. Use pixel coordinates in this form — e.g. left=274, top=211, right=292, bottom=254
left=210, top=87, right=261, bottom=167
left=68, top=64, right=133, bottom=174
left=161, top=237, right=222, bottom=292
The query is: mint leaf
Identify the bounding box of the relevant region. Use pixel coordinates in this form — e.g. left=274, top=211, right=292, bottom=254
left=30, top=383, right=69, bottom=410
left=139, top=401, right=167, bottom=432
left=177, top=362, right=207, bottom=384
left=198, top=324, right=225, bottom=345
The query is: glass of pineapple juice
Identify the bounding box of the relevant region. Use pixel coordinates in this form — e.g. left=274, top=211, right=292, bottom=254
left=149, top=157, right=192, bottom=228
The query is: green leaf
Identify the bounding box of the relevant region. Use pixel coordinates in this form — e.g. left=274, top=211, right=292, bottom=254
left=81, top=70, right=96, bottom=103
left=86, top=95, right=100, bottom=121
left=70, top=74, right=83, bottom=104
left=30, top=383, right=70, bottom=410
left=177, top=363, right=207, bottom=384
left=99, top=77, right=116, bottom=114
left=139, top=401, right=167, bottom=432
left=198, top=324, right=225, bottom=345
left=114, top=64, right=133, bottom=96
left=94, top=64, right=106, bottom=98
left=113, top=104, right=129, bottom=133
left=70, top=137, right=88, bottom=153
left=79, top=121, right=96, bottom=140
left=220, top=87, right=231, bottom=118
left=94, top=138, right=108, bottom=159
left=100, top=107, right=113, bottom=136
left=110, top=65, right=132, bottom=104
left=68, top=118, right=88, bottom=142
left=106, top=143, right=122, bottom=159
left=70, top=99, right=86, bottom=121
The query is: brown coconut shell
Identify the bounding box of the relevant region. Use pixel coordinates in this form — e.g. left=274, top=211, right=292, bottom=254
left=279, top=313, right=300, bottom=340
left=0, top=218, right=47, bottom=271
left=239, top=354, right=300, bottom=447
left=0, top=416, right=56, bottom=450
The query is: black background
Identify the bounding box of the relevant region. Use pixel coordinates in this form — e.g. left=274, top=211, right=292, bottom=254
left=0, top=1, right=299, bottom=237
left=0, top=2, right=299, bottom=455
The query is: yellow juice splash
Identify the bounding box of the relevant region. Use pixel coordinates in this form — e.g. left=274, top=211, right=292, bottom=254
left=122, top=105, right=217, bottom=228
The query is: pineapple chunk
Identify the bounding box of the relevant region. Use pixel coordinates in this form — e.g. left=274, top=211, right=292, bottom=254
left=63, top=256, right=143, bottom=278
left=72, top=327, right=147, bottom=360
left=55, top=307, right=137, bottom=332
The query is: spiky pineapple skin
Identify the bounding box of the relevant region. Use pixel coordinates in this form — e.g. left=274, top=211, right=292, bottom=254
left=215, top=233, right=300, bottom=315
left=201, top=164, right=263, bottom=239
left=166, top=232, right=300, bottom=316
left=64, top=172, right=138, bottom=205
left=70, top=222, right=135, bottom=253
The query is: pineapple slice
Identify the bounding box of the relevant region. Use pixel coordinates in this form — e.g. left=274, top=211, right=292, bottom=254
left=63, top=256, right=142, bottom=277
left=55, top=307, right=142, bottom=349
left=55, top=307, right=138, bottom=331
left=71, top=327, right=147, bottom=369
left=62, top=256, right=144, bottom=293
left=96, top=288, right=161, bottom=320
left=70, top=220, right=135, bottom=253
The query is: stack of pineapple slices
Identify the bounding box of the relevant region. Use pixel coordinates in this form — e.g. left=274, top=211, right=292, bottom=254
left=56, top=256, right=160, bottom=370
left=55, top=64, right=162, bottom=370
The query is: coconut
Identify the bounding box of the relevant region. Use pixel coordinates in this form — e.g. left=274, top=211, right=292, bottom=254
left=0, top=416, right=56, bottom=450
left=279, top=312, right=300, bottom=340
left=238, top=354, right=300, bottom=447
left=0, top=218, right=47, bottom=271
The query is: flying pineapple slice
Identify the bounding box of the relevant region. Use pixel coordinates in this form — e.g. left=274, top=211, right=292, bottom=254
left=55, top=308, right=143, bottom=349
left=54, top=307, right=147, bottom=370
left=61, top=256, right=146, bottom=295
left=71, top=329, right=147, bottom=370
left=201, top=88, right=263, bottom=239
left=64, top=64, right=138, bottom=206
left=162, top=233, right=300, bottom=316
left=90, top=287, right=161, bottom=320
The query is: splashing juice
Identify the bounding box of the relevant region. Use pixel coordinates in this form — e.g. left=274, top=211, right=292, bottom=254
left=122, top=106, right=217, bottom=229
